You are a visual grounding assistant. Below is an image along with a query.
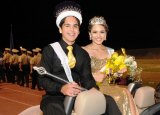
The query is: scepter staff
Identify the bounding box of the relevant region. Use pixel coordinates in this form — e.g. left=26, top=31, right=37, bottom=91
left=33, top=66, right=69, bottom=84
left=33, top=66, right=87, bottom=91
left=33, top=66, right=87, bottom=115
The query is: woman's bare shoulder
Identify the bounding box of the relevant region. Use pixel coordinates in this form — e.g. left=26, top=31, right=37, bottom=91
left=81, top=44, right=91, bottom=51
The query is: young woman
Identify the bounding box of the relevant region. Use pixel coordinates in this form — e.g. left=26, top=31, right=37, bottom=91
left=82, top=16, right=139, bottom=115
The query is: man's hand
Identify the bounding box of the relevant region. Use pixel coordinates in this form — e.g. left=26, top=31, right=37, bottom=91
left=61, top=82, right=82, bottom=97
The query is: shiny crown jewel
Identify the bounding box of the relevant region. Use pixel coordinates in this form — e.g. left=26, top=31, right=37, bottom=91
left=55, top=1, right=82, bottom=28
left=90, top=16, right=106, bottom=25
left=55, top=5, right=81, bottom=18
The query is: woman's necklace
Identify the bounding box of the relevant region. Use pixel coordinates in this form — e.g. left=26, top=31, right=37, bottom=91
left=90, top=44, right=106, bottom=51
left=90, top=45, right=109, bottom=59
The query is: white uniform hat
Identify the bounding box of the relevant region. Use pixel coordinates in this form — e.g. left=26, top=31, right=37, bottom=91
left=5, top=48, right=10, bottom=51
left=36, top=48, right=42, bottom=52
left=32, top=49, right=38, bottom=53
left=12, top=49, right=19, bottom=53
left=20, top=48, right=27, bottom=51
left=27, top=51, right=32, bottom=54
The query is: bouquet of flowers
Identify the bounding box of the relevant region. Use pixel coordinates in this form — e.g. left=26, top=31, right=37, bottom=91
left=100, top=48, right=142, bottom=84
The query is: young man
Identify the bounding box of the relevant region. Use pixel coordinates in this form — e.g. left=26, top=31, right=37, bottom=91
left=38, top=1, right=121, bottom=115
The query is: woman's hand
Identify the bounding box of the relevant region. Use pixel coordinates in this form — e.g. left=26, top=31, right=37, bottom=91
left=60, top=82, right=82, bottom=97
left=93, top=71, right=106, bottom=83
left=118, top=68, right=127, bottom=74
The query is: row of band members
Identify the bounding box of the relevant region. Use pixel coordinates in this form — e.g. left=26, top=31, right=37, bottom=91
left=0, top=47, right=43, bottom=90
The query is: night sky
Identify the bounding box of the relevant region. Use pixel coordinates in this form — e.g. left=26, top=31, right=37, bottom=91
left=1, top=0, right=160, bottom=51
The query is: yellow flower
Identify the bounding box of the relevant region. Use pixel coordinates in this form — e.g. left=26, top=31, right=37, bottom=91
left=111, top=52, right=118, bottom=60
left=119, top=64, right=127, bottom=70
left=100, top=48, right=142, bottom=84
left=114, top=55, right=125, bottom=66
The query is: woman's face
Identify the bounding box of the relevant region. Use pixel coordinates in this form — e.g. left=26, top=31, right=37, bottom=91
left=89, top=24, right=107, bottom=45
left=59, top=16, right=80, bottom=45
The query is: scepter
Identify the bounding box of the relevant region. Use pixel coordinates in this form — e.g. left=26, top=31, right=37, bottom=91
left=33, top=66, right=69, bottom=84
left=33, top=66, right=87, bottom=115
left=33, top=66, right=86, bottom=91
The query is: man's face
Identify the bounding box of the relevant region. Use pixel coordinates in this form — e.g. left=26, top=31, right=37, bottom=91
left=59, top=16, right=80, bottom=45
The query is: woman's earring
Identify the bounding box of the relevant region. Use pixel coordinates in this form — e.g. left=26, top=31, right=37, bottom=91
left=89, top=36, right=92, bottom=40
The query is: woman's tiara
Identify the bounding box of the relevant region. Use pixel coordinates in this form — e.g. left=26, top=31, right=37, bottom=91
left=89, top=16, right=106, bottom=25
